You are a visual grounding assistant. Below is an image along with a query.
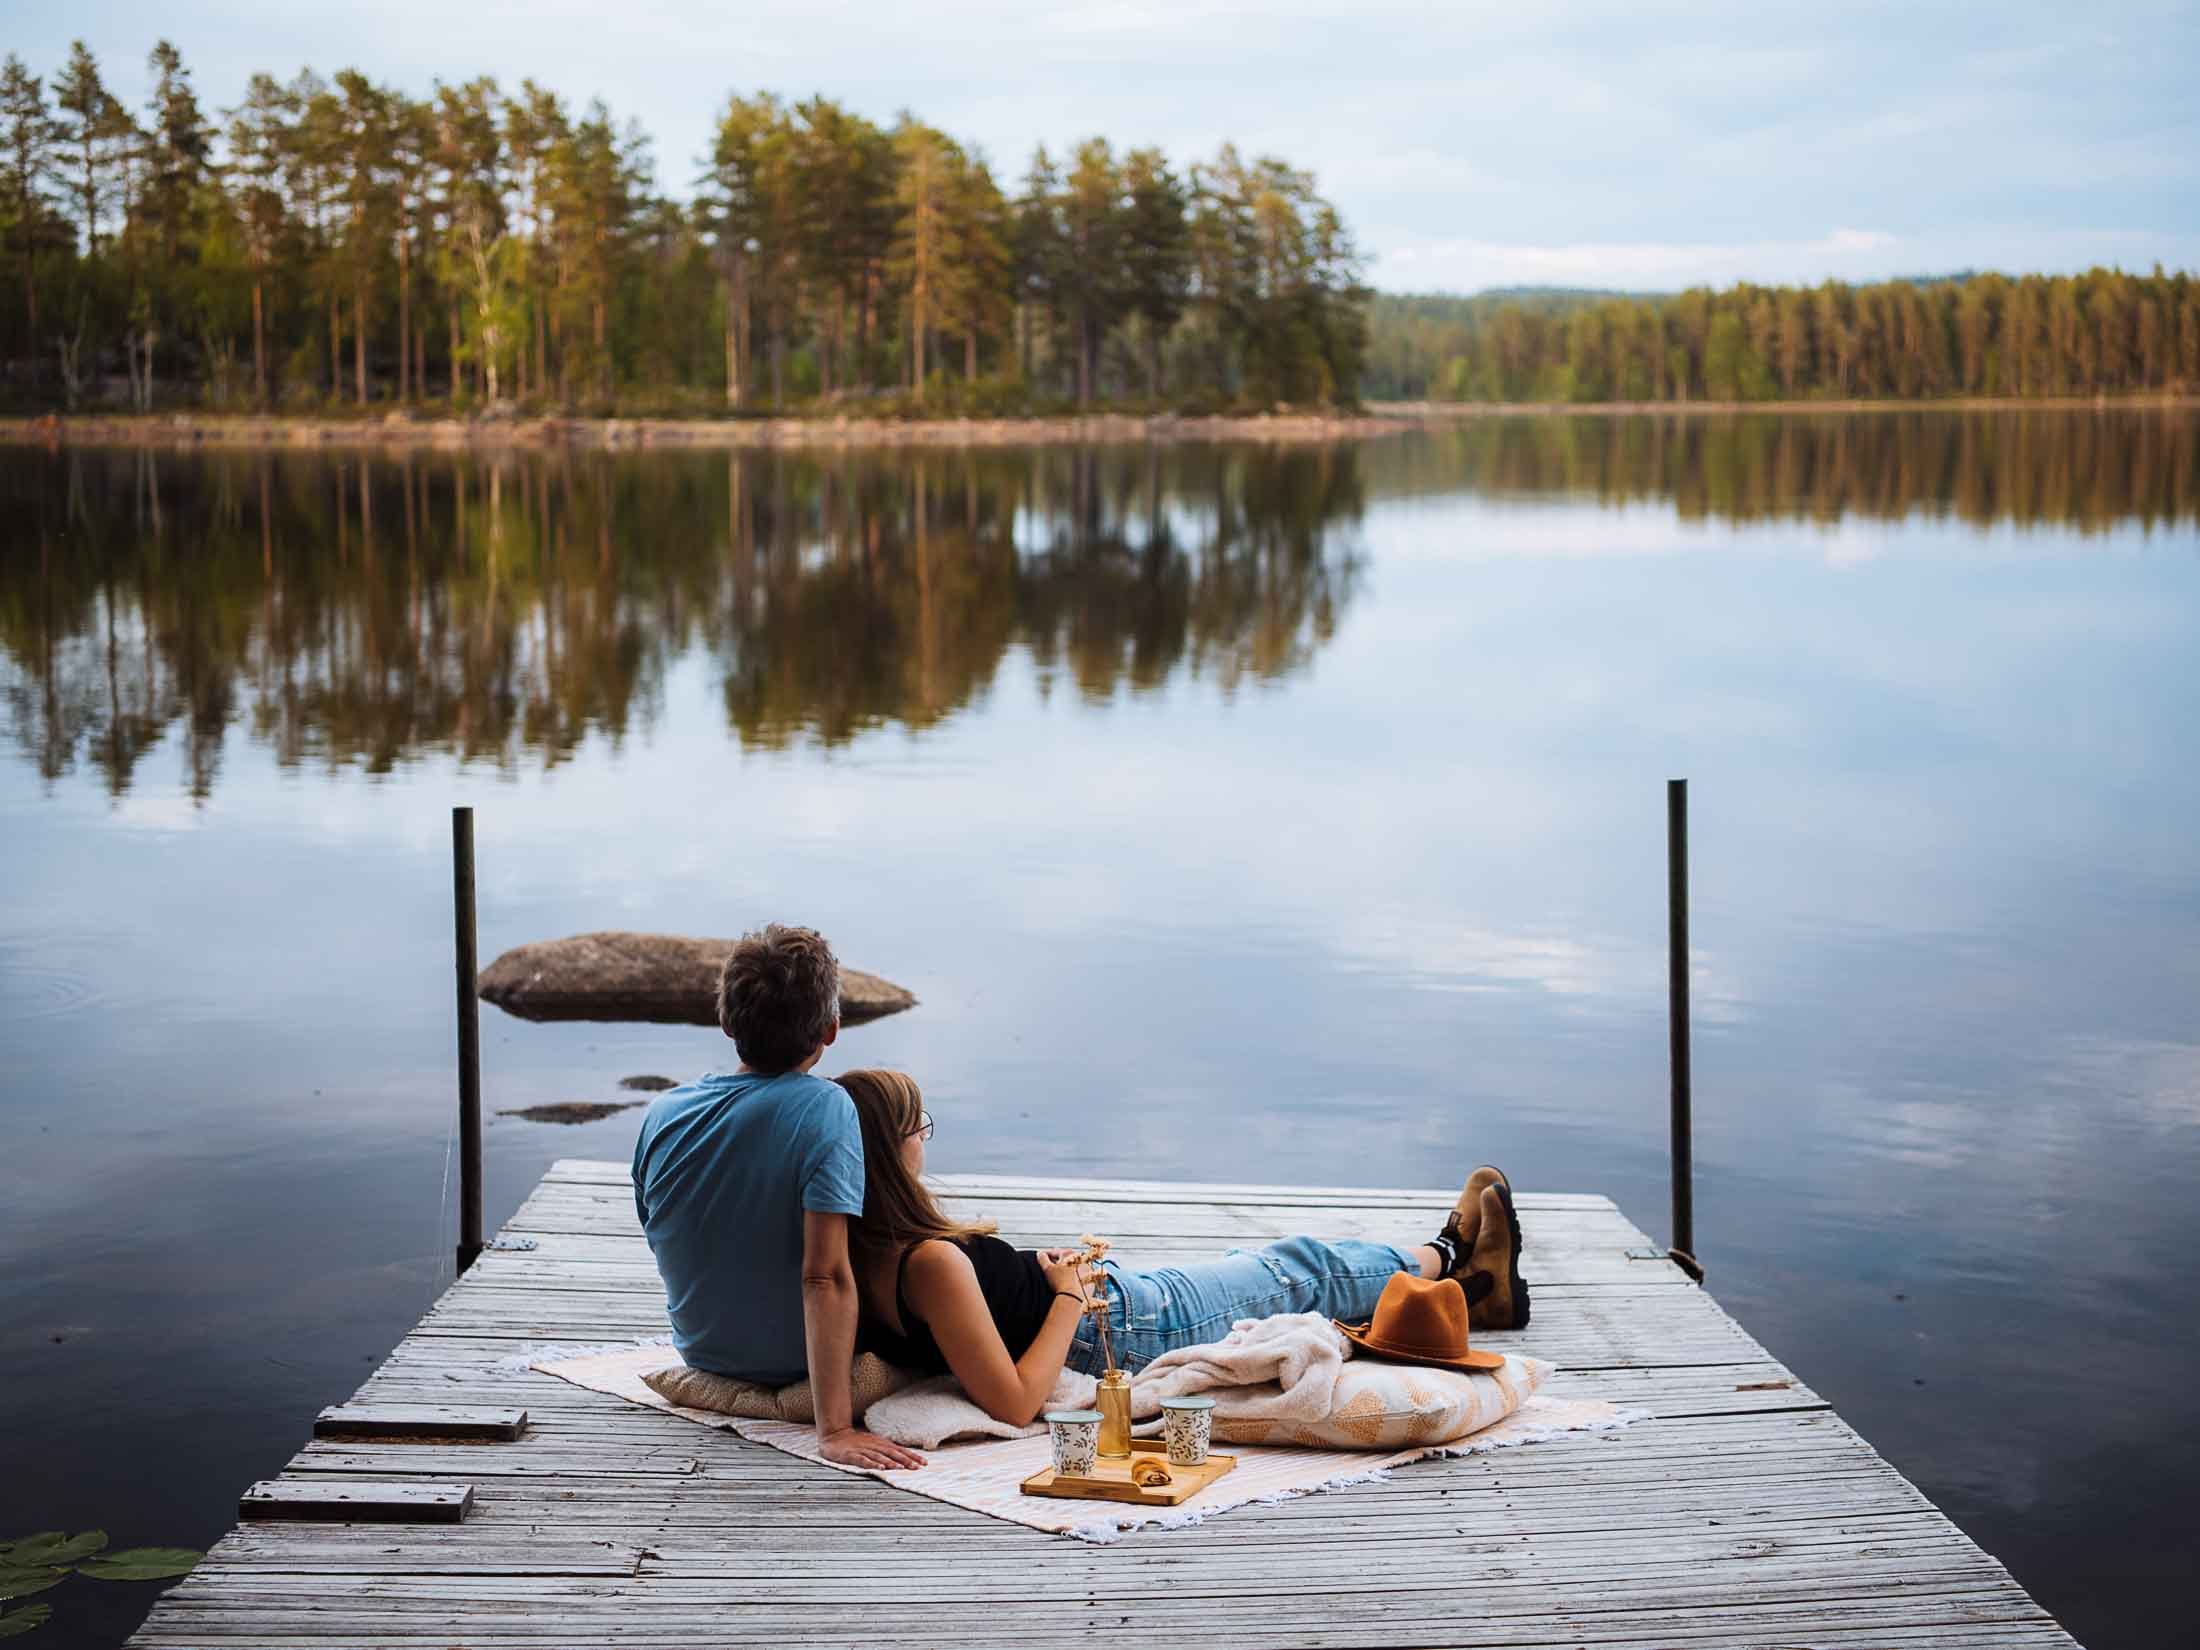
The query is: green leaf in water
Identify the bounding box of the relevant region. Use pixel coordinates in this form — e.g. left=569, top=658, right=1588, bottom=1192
left=0, top=1574, right=63, bottom=1602
left=76, top=1549, right=202, bottom=1582
left=0, top=1536, right=102, bottom=1567
left=0, top=1541, right=57, bottom=1565
left=0, top=1604, right=51, bottom=1639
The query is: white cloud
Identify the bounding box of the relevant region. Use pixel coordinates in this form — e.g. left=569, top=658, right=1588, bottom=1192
left=1370, top=224, right=2200, bottom=293
left=1372, top=229, right=1905, bottom=292
left=1825, top=229, right=1896, bottom=253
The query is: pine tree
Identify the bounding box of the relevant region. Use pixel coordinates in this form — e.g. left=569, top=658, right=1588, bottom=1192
left=142, top=42, right=209, bottom=261
left=1013, top=146, right=1065, bottom=391
left=503, top=82, right=568, bottom=401
left=52, top=41, right=116, bottom=254
left=550, top=102, right=647, bottom=402
left=890, top=120, right=951, bottom=399
left=702, top=93, right=796, bottom=406
left=1061, top=138, right=1124, bottom=403
left=0, top=53, right=59, bottom=350
left=1119, top=147, right=1188, bottom=396
left=225, top=74, right=291, bottom=403
left=942, top=154, right=1010, bottom=382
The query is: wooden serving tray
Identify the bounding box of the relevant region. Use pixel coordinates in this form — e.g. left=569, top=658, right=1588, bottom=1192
left=1020, top=1437, right=1237, bottom=1506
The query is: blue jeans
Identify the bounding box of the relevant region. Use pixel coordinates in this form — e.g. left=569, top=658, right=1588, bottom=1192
left=1065, top=1236, right=1419, bottom=1376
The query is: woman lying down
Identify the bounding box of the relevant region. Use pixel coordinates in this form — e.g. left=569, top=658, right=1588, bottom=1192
left=837, top=1069, right=1530, bottom=1434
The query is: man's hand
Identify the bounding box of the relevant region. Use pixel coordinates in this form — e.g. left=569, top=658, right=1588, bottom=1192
left=819, top=1426, right=927, bottom=1471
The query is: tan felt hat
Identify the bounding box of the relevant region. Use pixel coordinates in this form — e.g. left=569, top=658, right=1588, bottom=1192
left=1335, top=1273, right=1506, bottom=1373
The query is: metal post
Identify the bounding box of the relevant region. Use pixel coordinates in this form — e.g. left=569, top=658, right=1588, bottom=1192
left=1666, top=779, right=1702, bottom=1280
left=454, top=806, right=483, bottom=1274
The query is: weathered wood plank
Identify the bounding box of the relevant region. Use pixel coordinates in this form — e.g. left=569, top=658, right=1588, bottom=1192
left=239, top=1481, right=476, bottom=1524
left=313, top=1404, right=527, bottom=1441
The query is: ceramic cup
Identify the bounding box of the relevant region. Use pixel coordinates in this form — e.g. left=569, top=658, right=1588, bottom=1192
left=1045, top=1409, right=1104, bottom=1478
left=1159, top=1396, right=1216, bottom=1466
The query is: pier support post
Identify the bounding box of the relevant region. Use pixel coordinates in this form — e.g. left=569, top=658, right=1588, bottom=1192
left=1666, top=779, right=1702, bottom=1280
left=454, top=806, right=483, bottom=1274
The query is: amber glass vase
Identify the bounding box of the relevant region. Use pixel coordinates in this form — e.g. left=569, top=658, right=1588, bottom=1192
left=1095, top=1368, right=1133, bottom=1458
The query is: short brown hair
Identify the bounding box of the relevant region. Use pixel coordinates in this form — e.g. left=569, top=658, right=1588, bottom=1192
left=718, top=924, right=841, bottom=1073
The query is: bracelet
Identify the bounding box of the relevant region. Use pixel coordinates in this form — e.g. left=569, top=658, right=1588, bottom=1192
left=1054, top=1290, right=1086, bottom=1306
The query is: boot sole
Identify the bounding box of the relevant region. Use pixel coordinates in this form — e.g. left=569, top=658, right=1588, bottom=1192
left=1492, top=1180, right=1529, bottom=1330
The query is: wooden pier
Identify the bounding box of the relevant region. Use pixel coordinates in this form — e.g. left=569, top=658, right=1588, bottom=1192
left=131, top=1161, right=2077, bottom=1648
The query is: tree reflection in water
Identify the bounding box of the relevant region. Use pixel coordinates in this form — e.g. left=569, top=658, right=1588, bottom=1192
left=5, top=409, right=2192, bottom=799
left=0, top=444, right=1367, bottom=797
left=1366, top=407, right=2199, bottom=532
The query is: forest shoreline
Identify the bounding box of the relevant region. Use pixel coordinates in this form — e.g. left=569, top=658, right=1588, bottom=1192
left=4, top=394, right=2194, bottom=454
left=0, top=409, right=1411, bottom=451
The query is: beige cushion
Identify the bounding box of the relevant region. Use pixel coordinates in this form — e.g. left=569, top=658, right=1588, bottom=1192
left=1217, top=1352, right=1545, bottom=1449
left=641, top=1353, right=916, bottom=1424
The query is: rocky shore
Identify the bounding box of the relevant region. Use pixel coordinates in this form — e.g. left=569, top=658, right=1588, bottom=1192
left=9, top=396, right=2186, bottom=455
left=1, top=408, right=1411, bottom=452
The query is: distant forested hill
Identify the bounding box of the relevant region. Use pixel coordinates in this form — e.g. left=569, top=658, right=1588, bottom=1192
left=1362, top=271, right=2199, bottom=403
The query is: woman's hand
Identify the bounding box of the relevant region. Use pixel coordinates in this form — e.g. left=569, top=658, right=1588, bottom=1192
left=1038, top=1248, right=1099, bottom=1299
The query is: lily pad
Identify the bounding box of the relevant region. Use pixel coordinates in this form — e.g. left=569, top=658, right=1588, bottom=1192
left=0, top=1542, right=55, bottom=1563
left=0, top=1604, right=50, bottom=1639
left=0, top=1573, right=62, bottom=1602
left=76, top=1548, right=202, bottom=1582
left=0, top=1536, right=101, bottom=1567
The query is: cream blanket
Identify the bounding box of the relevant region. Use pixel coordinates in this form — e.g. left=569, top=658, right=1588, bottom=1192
left=533, top=1340, right=1640, bottom=1542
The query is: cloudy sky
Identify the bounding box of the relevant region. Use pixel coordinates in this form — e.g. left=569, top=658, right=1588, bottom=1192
left=19, top=0, right=2198, bottom=293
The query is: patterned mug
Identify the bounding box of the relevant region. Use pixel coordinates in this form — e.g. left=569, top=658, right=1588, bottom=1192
left=1159, top=1395, right=1216, bottom=1466
left=1045, top=1409, right=1104, bottom=1478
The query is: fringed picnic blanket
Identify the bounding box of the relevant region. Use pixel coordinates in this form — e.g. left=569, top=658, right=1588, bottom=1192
left=535, top=1335, right=1644, bottom=1542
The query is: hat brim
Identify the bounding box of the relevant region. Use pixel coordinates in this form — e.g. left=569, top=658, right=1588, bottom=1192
left=1335, top=1318, right=1507, bottom=1373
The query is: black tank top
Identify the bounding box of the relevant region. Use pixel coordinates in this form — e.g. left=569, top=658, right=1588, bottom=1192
left=861, top=1235, right=1055, bottom=1376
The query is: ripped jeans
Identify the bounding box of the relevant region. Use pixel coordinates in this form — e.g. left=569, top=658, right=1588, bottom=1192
left=1064, top=1235, right=1419, bottom=1376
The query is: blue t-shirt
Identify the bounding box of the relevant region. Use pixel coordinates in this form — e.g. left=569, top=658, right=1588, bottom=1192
left=630, top=1069, right=866, bottom=1383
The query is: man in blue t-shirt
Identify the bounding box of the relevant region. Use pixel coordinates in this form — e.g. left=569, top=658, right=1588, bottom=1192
left=632, top=923, right=923, bottom=1470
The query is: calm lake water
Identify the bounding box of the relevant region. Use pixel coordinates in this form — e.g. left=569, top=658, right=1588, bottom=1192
left=3, top=411, right=2196, bottom=1648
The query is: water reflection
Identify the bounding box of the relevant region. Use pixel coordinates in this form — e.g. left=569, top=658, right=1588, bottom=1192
left=0, top=445, right=1366, bottom=795
left=1367, top=408, right=2200, bottom=532
left=6, top=410, right=2195, bottom=798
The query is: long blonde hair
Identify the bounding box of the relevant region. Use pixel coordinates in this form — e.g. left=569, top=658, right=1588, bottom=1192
left=834, top=1069, right=995, bottom=1269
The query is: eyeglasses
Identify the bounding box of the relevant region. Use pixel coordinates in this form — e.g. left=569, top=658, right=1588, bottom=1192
left=907, top=1112, right=934, bottom=1142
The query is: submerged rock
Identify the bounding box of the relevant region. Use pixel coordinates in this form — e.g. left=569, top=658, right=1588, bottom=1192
left=498, top=1100, right=644, bottom=1125
left=618, top=1074, right=680, bottom=1091
left=477, top=931, right=917, bottom=1028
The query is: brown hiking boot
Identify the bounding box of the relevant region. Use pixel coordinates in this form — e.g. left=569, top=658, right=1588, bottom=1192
left=1437, top=1165, right=1509, bottom=1263
left=1464, top=1180, right=1529, bottom=1330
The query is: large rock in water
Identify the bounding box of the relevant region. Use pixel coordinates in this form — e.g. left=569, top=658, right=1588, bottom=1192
left=477, top=931, right=917, bottom=1027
